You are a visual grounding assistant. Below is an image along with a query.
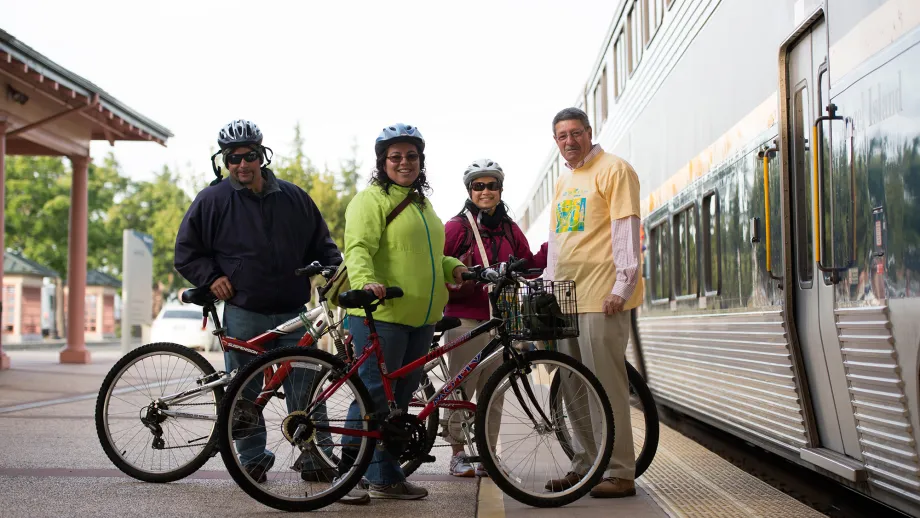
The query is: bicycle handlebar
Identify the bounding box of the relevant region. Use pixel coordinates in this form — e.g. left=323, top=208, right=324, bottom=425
left=295, top=262, right=338, bottom=279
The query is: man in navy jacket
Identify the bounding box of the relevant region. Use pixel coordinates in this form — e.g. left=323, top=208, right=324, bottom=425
left=175, top=119, right=341, bottom=484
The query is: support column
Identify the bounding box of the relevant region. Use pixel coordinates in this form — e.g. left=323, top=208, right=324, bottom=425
left=0, top=120, right=9, bottom=370
left=60, top=155, right=91, bottom=364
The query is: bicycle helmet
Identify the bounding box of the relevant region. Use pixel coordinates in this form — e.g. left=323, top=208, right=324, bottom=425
left=217, top=119, right=263, bottom=150
left=463, top=158, right=505, bottom=190
left=374, top=123, right=425, bottom=158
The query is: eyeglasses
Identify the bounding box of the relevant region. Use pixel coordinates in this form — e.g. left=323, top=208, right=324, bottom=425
left=554, top=129, right=586, bottom=142
left=471, top=181, right=502, bottom=192
left=386, top=153, right=420, bottom=164
left=227, top=150, right=261, bottom=164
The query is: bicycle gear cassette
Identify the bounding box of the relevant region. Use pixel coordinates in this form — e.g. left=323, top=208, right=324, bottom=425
left=282, top=410, right=316, bottom=446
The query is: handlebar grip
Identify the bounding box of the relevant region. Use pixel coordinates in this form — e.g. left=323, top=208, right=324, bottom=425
left=509, top=257, right=528, bottom=272
left=295, top=261, right=323, bottom=277
left=461, top=272, right=478, bottom=281
left=384, top=287, right=404, bottom=300
left=523, top=268, right=544, bottom=276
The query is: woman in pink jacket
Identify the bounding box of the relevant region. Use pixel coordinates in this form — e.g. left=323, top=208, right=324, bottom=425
left=441, top=159, right=543, bottom=477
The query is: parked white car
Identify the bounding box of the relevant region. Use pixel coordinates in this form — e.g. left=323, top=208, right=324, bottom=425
left=150, top=303, right=221, bottom=352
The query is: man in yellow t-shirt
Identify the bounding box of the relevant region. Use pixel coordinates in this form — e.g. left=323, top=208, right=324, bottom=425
left=544, top=107, right=642, bottom=499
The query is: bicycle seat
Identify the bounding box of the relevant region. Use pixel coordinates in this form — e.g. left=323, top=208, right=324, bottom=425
left=181, top=287, right=218, bottom=307
left=434, top=317, right=462, bottom=333
left=338, top=287, right=403, bottom=309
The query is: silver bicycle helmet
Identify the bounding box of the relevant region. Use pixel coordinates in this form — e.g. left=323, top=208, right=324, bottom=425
left=217, top=119, right=263, bottom=150
left=463, top=158, right=505, bottom=190
left=375, top=123, right=425, bottom=158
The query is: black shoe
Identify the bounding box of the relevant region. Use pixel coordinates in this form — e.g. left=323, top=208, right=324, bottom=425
left=293, top=445, right=338, bottom=482
left=244, top=463, right=270, bottom=483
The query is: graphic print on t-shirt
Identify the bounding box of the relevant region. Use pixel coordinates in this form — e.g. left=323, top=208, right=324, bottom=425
left=555, top=188, right=587, bottom=233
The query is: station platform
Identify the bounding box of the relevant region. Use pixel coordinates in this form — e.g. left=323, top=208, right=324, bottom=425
left=0, top=348, right=825, bottom=517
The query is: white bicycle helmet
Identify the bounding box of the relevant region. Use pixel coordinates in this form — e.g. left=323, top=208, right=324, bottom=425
left=463, top=159, right=505, bottom=190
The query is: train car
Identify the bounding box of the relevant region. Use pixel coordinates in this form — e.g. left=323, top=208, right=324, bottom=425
left=517, top=0, right=920, bottom=514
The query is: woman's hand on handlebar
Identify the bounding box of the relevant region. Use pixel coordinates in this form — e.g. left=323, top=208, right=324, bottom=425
left=452, top=265, right=470, bottom=284
left=363, top=283, right=387, bottom=299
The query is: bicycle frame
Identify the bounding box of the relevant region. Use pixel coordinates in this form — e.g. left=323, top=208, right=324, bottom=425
left=156, top=301, right=344, bottom=421
left=305, top=316, right=509, bottom=438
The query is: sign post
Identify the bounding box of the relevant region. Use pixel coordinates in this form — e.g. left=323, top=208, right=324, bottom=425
left=121, top=230, right=154, bottom=353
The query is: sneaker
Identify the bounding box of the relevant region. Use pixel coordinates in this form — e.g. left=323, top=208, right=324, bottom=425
left=544, top=471, right=583, bottom=492
left=449, top=452, right=475, bottom=477
left=336, top=476, right=370, bottom=505
left=368, top=481, right=428, bottom=500
left=474, top=463, right=489, bottom=477
left=590, top=477, right=636, bottom=498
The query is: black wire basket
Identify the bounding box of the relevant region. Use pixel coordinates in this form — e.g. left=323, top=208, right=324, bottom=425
left=497, top=280, right=579, bottom=341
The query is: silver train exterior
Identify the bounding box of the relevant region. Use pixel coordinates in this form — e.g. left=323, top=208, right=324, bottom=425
left=516, top=0, right=920, bottom=514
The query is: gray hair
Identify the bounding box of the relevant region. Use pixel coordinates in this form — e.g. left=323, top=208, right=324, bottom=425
left=552, top=107, right=591, bottom=133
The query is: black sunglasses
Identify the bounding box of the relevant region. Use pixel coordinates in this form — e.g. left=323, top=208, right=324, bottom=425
left=386, top=153, right=420, bottom=164
left=471, top=181, right=502, bottom=192
left=227, top=150, right=261, bottom=165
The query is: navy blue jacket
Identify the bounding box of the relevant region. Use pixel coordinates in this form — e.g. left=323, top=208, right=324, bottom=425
left=174, top=169, right=342, bottom=314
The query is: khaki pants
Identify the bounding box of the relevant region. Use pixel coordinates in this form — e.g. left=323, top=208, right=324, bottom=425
left=558, top=311, right=634, bottom=480
left=443, top=319, right=502, bottom=446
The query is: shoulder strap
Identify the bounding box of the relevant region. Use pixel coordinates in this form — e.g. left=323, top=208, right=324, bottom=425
left=385, top=192, right=416, bottom=226
left=464, top=209, right=491, bottom=268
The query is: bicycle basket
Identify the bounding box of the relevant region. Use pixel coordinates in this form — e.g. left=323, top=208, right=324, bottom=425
left=497, top=280, right=578, bottom=341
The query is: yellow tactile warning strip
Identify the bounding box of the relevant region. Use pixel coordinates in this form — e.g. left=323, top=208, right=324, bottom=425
left=475, top=421, right=826, bottom=517
left=477, top=478, right=506, bottom=518
left=637, top=425, right=826, bottom=518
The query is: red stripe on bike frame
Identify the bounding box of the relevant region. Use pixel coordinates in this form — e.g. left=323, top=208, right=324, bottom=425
left=306, top=339, right=379, bottom=416
left=317, top=426, right=381, bottom=438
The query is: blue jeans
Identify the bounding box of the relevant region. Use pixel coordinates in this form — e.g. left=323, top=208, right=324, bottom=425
left=223, top=304, right=330, bottom=470
left=341, top=315, right=433, bottom=485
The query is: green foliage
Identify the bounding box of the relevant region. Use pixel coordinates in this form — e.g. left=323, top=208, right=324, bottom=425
left=4, top=124, right=361, bottom=301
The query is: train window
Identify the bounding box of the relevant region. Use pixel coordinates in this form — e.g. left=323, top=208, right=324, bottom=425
left=792, top=84, right=813, bottom=287
left=614, top=29, right=627, bottom=98
left=644, top=0, right=664, bottom=46
left=594, top=66, right=608, bottom=126
left=702, top=192, right=721, bottom=295
left=650, top=220, right=671, bottom=303
left=628, top=1, right=643, bottom=74
left=673, top=206, right=699, bottom=298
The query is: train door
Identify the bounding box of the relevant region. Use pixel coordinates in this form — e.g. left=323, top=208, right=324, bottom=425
left=784, top=15, right=864, bottom=473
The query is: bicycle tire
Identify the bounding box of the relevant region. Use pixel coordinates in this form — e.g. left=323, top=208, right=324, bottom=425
left=475, top=350, right=614, bottom=508
left=550, top=361, right=659, bottom=478
left=95, top=342, right=222, bottom=483
left=217, top=346, right=377, bottom=512
left=401, top=373, right=438, bottom=477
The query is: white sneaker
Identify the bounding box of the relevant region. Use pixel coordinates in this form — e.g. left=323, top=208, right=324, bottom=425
left=449, top=452, right=475, bottom=477
left=475, top=463, right=488, bottom=477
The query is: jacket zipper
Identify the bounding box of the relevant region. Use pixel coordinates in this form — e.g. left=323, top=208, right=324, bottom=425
left=414, top=204, right=436, bottom=326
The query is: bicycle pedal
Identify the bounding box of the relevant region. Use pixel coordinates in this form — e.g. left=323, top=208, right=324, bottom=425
left=421, top=455, right=437, bottom=464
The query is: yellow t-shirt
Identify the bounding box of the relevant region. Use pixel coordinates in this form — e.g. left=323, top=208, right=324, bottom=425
left=551, top=151, right=644, bottom=313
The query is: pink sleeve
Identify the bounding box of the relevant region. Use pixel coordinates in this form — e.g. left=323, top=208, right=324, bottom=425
left=611, top=216, right=640, bottom=300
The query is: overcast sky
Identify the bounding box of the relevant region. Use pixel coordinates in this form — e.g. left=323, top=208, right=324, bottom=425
left=4, top=0, right=618, bottom=224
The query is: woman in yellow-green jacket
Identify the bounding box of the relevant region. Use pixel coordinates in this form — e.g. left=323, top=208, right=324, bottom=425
left=340, top=124, right=466, bottom=502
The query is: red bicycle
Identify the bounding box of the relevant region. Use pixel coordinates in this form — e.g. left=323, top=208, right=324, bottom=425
left=94, top=262, right=346, bottom=483
left=216, top=257, right=615, bottom=511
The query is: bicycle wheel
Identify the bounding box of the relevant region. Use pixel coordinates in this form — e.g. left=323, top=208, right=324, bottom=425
left=217, top=346, right=376, bottom=512
left=95, top=342, right=222, bottom=483
left=475, top=350, right=614, bottom=508
left=401, top=372, right=438, bottom=477
left=550, top=361, right=659, bottom=478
